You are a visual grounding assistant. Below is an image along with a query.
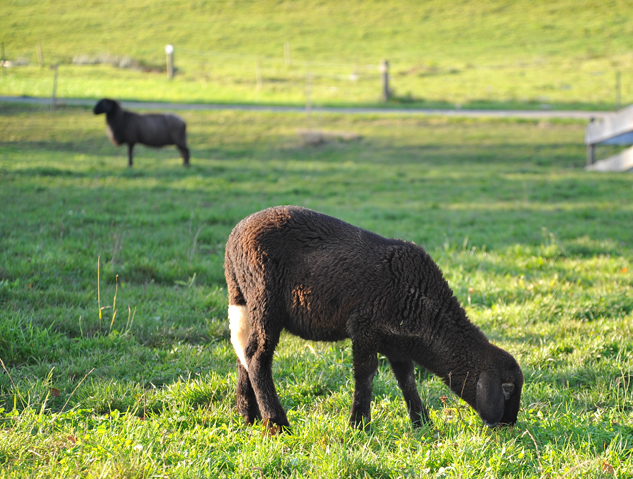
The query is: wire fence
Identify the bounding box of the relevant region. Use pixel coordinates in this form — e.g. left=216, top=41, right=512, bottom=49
left=1, top=41, right=630, bottom=109
left=176, top=46, right=386, bottom=95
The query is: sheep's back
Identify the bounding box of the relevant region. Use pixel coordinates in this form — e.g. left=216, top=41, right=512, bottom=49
left=134, top=113, right=186, bottom=146
left=226, top=207, right=391, bottom=336
left=226, top=206, right=469, bottom=343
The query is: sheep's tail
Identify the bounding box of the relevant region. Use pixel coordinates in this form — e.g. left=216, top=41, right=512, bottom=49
left=224, top=254, right=246, bottom=307
left=224, top=253, right=251, bottom=369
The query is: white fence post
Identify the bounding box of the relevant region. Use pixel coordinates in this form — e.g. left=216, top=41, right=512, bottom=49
left=165, top=44, right=174, bottom=80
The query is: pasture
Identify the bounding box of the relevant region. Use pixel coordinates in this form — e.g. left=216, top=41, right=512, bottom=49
left=3, top=0, right=633, bottom=109
left=1, top=102, right=632, bottom=477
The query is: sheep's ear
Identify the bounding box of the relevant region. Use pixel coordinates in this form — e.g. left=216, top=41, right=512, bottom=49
left=499, top=379, right=522, bottom=426
left=502, top=383, right=514, bottom=400
left=476, top=371, right=505, bottom=427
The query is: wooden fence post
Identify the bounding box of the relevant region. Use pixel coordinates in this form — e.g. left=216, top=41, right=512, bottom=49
left=256, top=59, right=262, bottom=90
left=284, top=42, right=291, bottom=67
left=306, top=69, right=312, bottom=126
left=51, top=64, right=59, bottom=111
left=616, top=71, right=621, bottom=110
left=165, top=44, right=174, bottom=80
left=37, top=42, right=44, bottom=68
left=380, top=59, right=390, bottom=102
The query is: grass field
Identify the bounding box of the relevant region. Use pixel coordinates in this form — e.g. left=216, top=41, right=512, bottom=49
left=1, top=102, right=632, bottom=477
left=3, top=0, right=633, bottom=109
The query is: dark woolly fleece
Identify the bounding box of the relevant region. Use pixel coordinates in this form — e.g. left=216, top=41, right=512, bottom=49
left=224, top=205, right=523, bottom=432
left=93, top=98, right=190, bottom=167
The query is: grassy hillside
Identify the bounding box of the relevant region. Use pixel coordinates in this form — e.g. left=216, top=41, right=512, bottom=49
left=2, top=0, right=633, bottom=108
left=0, top=103, right=632, bottom=477
left=4, top=0, right=633, bottom=64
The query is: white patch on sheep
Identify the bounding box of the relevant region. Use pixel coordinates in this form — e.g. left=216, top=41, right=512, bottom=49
left=229, top=305, right=250, bottom=370
left=106, top=124, right=119, bottom=146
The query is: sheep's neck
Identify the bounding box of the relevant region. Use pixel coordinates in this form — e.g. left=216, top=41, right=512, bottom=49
left=105, top=110, right=127, bottom=143
left=106, top=109, right=125, bottom=125
left=414, top=301, right=488, bottom=405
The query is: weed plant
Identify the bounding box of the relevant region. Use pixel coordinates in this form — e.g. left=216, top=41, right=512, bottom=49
left=0, top=103, right=632, bottom=477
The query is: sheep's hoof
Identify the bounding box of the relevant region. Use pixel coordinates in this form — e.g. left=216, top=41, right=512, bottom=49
left=412, top=409, right=432, bottom=428
left=413, top=420, right=431, bottom=429
left=262, top=418, right=291, bottom=436
left=350, top=415, right=372, bottom=432
left=237, top=404, right=261, bottom=426
left=495, top=421, right=516, bottom=429
left=242, top=415, right=261, bottom=426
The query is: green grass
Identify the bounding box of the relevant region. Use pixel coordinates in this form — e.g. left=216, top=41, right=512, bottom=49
left=1, top=102, right=632, bottom=477
left=3, top=0, right=633, bottom=109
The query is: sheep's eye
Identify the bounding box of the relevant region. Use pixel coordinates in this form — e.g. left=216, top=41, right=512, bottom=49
left=502, top=383, right=514, bottom=400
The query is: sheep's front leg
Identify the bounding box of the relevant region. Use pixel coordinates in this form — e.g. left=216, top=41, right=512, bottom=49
left=350, top=344, right=378, bottom=431
left=388, top=359, right=430, bottom=427
left=177, top=145, right=190, bottom=167
left=127, top=143, right=135, bottom=167
left=245, top=323, right=290, bottom=433
left=236, top=360, right=261, bottom=425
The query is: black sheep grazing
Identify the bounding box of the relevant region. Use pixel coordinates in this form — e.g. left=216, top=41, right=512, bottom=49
left=224, top=206, right=524, bottom=432
left=93, top=98, right=190, bottom=167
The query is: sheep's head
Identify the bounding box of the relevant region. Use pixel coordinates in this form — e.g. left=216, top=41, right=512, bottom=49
left=93, top=98, right=119, bottom=115
left=475, top=349, right=523, bottom=428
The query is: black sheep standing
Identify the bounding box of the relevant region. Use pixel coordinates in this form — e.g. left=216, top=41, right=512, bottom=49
left=224, top=206, right=524, bottom=432
left=93, top=98, right=190, bottom=167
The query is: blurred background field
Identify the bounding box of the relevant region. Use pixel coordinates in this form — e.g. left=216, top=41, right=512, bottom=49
left=3, top=0, right=633, bottom=109
left=1, top=103, right=632, bottom=477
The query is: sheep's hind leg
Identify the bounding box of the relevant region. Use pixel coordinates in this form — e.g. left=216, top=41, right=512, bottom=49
left=177, top=145, right=190, bottom=167
left=349, top=343, right=378, bottom=431
left=244, top=305, right=290, bottom=433
left=236, top=361, right=261, bottom=425
left=388, top=359, right=430, bottom=427
left=127, top=143, right=135, bottom=167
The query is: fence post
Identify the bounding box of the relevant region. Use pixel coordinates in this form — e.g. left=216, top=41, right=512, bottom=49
left=51, top=64, right=59, bottom=111
left=284, top=42, right=291, bottom=67
left=306, top=68, right=312, bottom=127
left=380, top=59, right=390, bottom=102
left=37, top=42, right=44, bottom=68
left=165, top=44, right=174, bottom=80
left=587, top=116, right=595, bottom=165
left=256, top=59, right=262, bottom=90
left=616, top=71, right=621, bottom=110
left=587, top=144, right=595, bottom=166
